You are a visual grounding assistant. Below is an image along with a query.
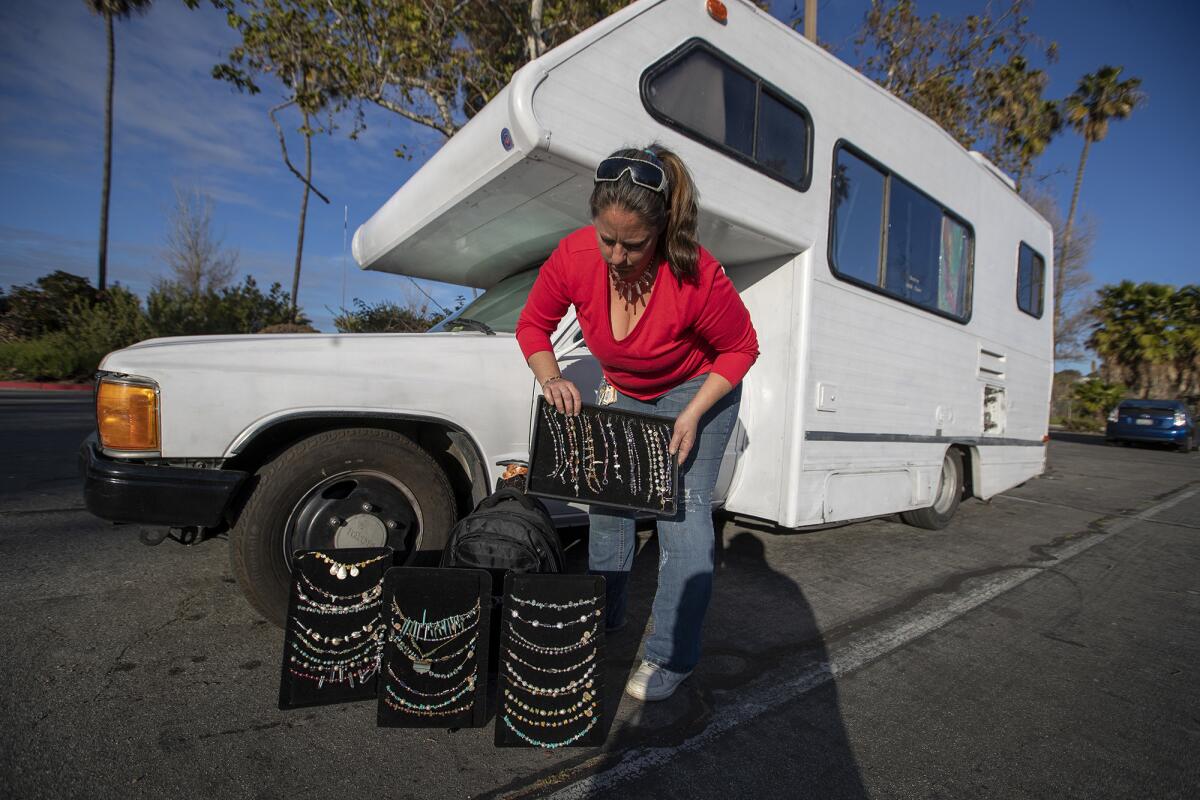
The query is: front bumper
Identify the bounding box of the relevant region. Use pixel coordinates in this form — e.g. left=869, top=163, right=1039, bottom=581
left=78, top=435, right=249, bottom=527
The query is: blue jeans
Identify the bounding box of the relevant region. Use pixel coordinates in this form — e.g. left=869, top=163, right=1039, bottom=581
left=588, top=373, right=742, bottom=673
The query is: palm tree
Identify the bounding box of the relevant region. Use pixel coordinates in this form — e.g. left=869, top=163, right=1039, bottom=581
left=1059, top=66, right=1145, bottom=327
left=1088, top=281, right=1175, bottom=397
left=1013, top=98, right=1062, bottom=193
left=86, top=0, right=153, bottom=292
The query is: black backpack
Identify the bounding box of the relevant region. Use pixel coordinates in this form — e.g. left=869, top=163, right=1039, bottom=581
left=440, top=489, right=564, bottom=577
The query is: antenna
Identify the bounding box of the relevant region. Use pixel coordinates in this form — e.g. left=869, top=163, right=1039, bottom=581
left=341, top=205, right=348, bottom=312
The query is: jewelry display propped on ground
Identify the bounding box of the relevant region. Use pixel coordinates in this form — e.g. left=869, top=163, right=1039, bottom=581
left=278, top=547, right=393, bottom=710
left=495, top=573, right=607, bottom=749
left=526, top=399, right=679, bottom=515
left=377, top=567, right=492, bottom=729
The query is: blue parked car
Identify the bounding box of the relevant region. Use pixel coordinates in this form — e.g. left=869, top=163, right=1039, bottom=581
left=1106, top=399, right=1197, bottom=451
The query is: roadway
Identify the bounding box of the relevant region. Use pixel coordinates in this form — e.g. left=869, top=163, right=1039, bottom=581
left=0, top=390, right=1196, bottom=799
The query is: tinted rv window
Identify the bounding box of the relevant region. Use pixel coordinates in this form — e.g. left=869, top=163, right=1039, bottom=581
left=830, top=145, right=974, bottom=323
left=643, top=40, right=811, bottom=190
left=1017, top=243, right=1045, bottom=318
left=831, top=152, right=885, bottom=284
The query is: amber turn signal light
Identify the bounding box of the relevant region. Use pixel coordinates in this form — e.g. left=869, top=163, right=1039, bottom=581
left=706, top=0, right=728, bottom=24
left=97, top=380, right=160, bottom=451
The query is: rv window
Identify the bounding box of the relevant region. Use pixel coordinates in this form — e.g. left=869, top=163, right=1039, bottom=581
left=830, top=144, right=973, bottom=322
left=642, top=41, right=811, bottom=190
left=1016, top=243, right=1045, bottom=318
left=831, top=152, right=886, bottom=285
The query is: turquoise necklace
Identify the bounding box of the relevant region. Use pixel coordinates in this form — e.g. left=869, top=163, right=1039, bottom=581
left=502, top=714, right=598, bottom=749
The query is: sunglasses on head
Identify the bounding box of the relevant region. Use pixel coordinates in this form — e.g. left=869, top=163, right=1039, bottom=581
left=594, top=156, right=668, bottom=194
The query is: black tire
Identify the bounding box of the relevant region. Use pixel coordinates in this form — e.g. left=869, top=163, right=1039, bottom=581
left=901, top=448, right=964, bottom=530
left=229, top=427, right=457, bottom=626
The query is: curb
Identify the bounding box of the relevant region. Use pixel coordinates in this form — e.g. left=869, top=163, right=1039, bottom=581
left=0, top=381, right=92, bottom=392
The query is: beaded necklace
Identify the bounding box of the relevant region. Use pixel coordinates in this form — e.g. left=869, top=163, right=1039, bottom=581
left=504, top=646, right=595, bottom=675
left=295, top=584, right=382, bottom=616
left=502, top=714, right=598, bottom=749
left=287, top=659, right=378, bottom=690
left=297, top=551, right=389, bottom=580
left=290, top=614, right=379, bottom=646
left=582, top=417, right=602, bottom=493
left=503, top=687, right=595, bottom=716
left=506, top=662, right=596, bottom=697
left=382, top=694, right=473, bottom=717
left=509, top=606, right=602, bottom=629
left=299, top=572, right=383, bottom=604
left=386, top=664, right=477, bottom=698
left=383, top=681, right=475, bottom=714
left=292, top=627, right=381, bottom=656
left=544, top=408, right=567, bottom=480
left=508, top=593, right=597, bottom=611
left=504, top=701, right=596, bottom=729
left=605, top=415, right=622, bottom=483
left=288, top=645, right=379, bottom=675
left=507, top=621, right=597, bottom=655
left=388, top=630, right=477, bottom=664
left=391, top=599, right=480, bottom=641
left=390, top=640, right=476, bottom=679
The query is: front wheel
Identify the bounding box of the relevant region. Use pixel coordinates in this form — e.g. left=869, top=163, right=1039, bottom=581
left=229, top=427, right=457, bottom=625
left=901, top=448, right=964, bottom=530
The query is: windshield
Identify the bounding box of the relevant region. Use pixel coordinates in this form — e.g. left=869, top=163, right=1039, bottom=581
left=430, top=267, right=541, bottom=334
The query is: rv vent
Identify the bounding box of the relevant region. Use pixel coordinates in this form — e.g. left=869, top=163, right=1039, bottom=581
left=978, top=347, right=1006, bottom=381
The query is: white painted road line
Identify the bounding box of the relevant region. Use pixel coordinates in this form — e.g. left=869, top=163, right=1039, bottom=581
left=541, top=487, right=1198, bottom=800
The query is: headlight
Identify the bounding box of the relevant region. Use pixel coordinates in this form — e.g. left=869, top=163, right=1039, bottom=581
left=1174, top=411, right=1187, bottom=427
left=96, top=376, right=160, bottom=452
left=1107, top=408, right=1119, bottom=423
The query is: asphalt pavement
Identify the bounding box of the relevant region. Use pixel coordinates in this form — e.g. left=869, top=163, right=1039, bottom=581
left=0, top=391, right=1196, bottom=799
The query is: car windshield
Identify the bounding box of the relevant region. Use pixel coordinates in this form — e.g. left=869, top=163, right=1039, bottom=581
left=429, top=268, right=541, bottom=334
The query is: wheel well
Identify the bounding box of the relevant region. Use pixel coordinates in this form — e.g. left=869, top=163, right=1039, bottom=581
left=952, top=444, right=977, bottom=499
left=222, top=416, right=484, bottom=527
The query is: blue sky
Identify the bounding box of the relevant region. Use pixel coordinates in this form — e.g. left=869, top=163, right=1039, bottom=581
left=1, top=0, right=1197, bottom=354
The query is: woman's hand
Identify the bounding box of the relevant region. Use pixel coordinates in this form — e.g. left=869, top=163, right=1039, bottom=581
left=669, top=408, right=701, bottom=466
left=542, top=376, right=582, bottom=416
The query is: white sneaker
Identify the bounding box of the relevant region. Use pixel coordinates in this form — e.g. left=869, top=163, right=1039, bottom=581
left=625, top=661, right=692, bottom=701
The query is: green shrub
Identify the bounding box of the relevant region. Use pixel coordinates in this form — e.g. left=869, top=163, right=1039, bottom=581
left=147, top=276, right=304, bottom=336
left=0, top=270, right=99, bottom=338
left=333, top=298, right=441, bottom=333
left=0, top=286, right=154, bottom=381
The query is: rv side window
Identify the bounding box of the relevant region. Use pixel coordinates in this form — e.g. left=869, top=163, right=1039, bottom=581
left=642, top=40, right=811, bottom=190
left=1016, top=243, right=1045, bottom=318
left=830, top=146, right=974, bottom=323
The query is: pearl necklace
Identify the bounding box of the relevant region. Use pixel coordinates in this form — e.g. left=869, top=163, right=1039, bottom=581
left=297, top=551, right=388, bottom=580
left=509, top=607, right=603, bottom=629
left=506, top=662, right=596, bottom=697
left=504, top=646, right=596, bottom=675
left=507, top=621, right=597, bottom=655
left=503, top=687, right=595, bottom=716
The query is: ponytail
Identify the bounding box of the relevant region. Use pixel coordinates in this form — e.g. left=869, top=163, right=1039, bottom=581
left=589, top=144, right=701, bottom=284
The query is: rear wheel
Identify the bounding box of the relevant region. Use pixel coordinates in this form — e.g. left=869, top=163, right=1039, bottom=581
left=901, top=448, right=964, bottom=530
left=229, top=427, right=457, bottom=626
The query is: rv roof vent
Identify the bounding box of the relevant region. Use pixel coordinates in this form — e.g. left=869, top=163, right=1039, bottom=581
left=968, top=151, right=1016, bottom=190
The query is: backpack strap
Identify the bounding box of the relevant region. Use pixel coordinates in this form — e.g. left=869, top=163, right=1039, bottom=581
left=476, top=487, right=542, bottom=514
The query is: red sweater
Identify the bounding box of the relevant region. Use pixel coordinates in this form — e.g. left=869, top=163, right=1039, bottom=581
left=516, top=227, right=759, bottom=400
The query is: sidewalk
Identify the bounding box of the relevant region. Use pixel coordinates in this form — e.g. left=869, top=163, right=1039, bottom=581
left=0, top=381, right=92, bottom=392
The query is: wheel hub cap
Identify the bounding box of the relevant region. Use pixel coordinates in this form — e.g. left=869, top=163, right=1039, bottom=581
left=334, top=513, right=389, bottom=549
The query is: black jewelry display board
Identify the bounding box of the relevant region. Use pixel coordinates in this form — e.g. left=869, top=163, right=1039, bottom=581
left=495, top=573, right=606, bottom=749
left=278, top=547, right=393, bottom=710
left=526, top=398, right=679, bottom=515
left=376, top=567, right=492, bottom=729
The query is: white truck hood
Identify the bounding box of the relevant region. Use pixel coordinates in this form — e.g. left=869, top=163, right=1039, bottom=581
left=99, top=332, right=537, bottom=461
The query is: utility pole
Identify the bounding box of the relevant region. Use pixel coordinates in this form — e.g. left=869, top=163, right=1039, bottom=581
left=804, top=0, right=817, bottom=43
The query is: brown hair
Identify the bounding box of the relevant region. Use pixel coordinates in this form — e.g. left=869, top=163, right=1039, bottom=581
left=589, top=144, right=701, bottom=283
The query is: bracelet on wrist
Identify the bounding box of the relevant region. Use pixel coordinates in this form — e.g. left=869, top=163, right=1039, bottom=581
left=542, top=376, right=564, bottom=388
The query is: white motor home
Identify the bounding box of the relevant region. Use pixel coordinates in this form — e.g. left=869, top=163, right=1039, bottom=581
left=81, top=0, right=1053, bottom=623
